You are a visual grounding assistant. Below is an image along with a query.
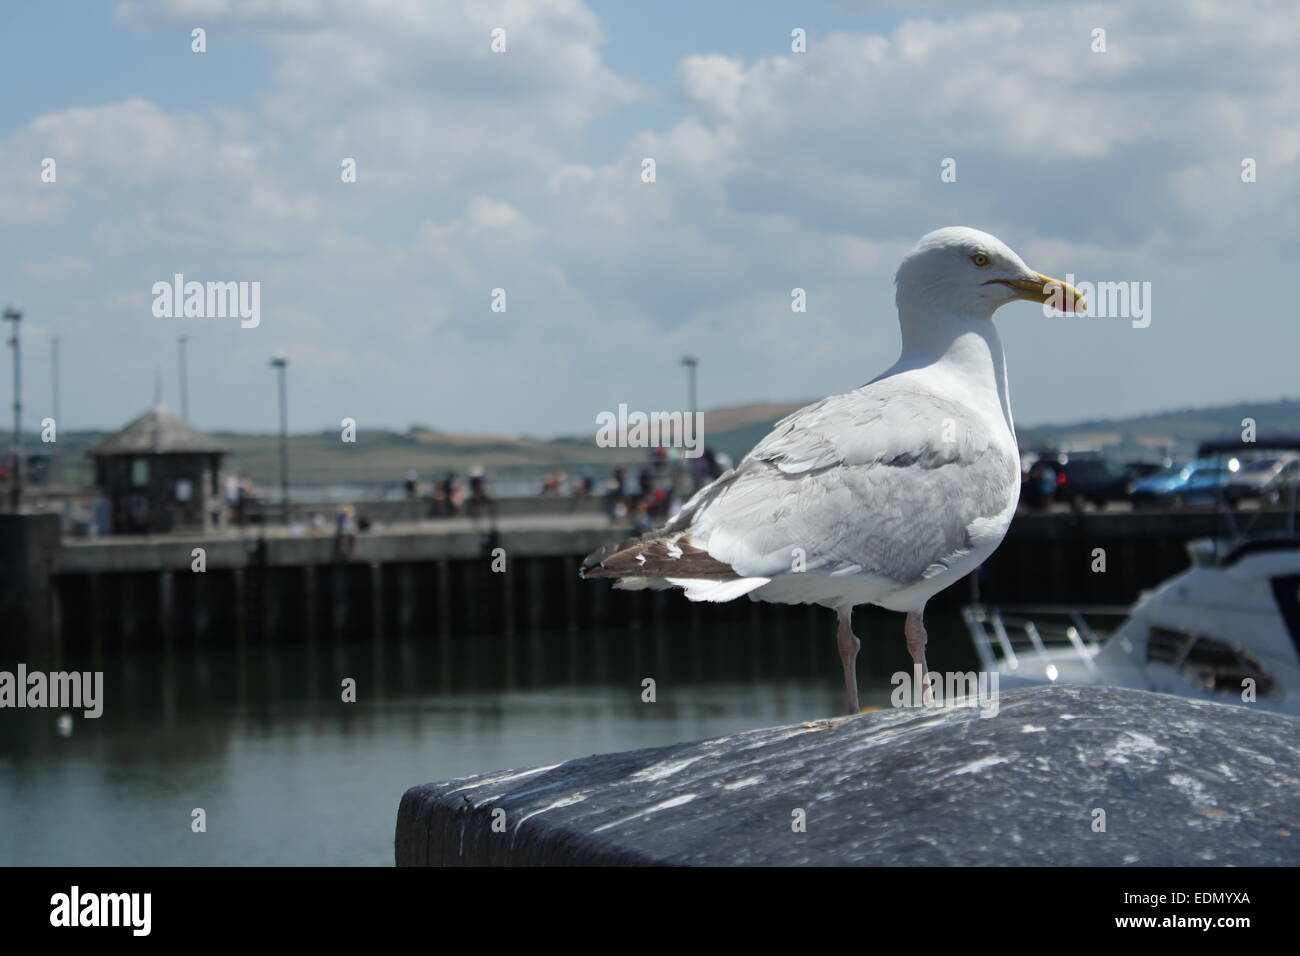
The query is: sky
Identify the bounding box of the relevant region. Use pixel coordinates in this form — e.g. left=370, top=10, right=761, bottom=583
left=1, top=0, right=1298, bottom=438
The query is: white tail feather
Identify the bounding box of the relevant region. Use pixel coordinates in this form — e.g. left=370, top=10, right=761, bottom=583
left=665, top=576, right=771, bottom=603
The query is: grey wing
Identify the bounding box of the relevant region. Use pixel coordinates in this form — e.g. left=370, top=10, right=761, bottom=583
left=666, top=383, right=1019, bottom=584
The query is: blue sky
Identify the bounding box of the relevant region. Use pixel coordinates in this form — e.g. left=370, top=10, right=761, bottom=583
left=0, top=4, right=271, bottom=135
left=2, top=0, right=1298, bottom=438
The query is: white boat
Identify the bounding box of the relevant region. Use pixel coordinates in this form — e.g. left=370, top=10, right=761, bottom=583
left=964, top=536, right=1300, bottom=715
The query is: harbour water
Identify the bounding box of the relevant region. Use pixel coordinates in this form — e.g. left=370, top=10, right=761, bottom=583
left=0, top=611, right=975, bottom=865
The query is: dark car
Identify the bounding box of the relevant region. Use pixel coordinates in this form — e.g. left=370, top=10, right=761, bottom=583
left=1123, top=461, right=1168, bottom=481
left=1053, top=456, right=1130, bottom=510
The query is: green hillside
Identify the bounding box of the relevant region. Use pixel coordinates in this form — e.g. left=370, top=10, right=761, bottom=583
left=22, top=395, right=1300, bottom=492
left=705, top=397, right=1300, bottom=464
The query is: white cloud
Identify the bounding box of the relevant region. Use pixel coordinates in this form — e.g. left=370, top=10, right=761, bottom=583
left=7, top=0, right=1300, bottom=437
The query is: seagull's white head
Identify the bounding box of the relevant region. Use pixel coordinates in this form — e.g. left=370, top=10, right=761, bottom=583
left=895, top=226, right=1084, bottom=319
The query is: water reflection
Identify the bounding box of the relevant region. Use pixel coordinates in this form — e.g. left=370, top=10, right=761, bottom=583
left=0, top=611, right=976, bottom=865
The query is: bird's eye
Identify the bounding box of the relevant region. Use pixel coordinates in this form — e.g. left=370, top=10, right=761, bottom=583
left=971, top=253, right=990, bottom=267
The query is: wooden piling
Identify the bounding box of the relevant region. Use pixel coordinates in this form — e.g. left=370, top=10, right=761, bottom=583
left=87, top=572, right=104, bottom=659
left=396, top=562, right=414, bottom=638
left=564, top=556, right=579, bottom=631
left=159, top=570, right=176, bottom=645
left=435, top=559, right=450, bottom=638
left=369, top=562, right=384, bottom=641
left=303, top=564, right=319, bottom=643
left=231, top=567, right=247, bottom=644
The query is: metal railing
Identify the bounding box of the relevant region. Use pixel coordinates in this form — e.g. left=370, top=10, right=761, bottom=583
left=963, top=603, right=1130, bottom=675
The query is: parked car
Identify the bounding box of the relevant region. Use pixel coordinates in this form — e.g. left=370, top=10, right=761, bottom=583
left=1123, top=461, right=1168, bottom=481
left=1053, top=455, right=1131, bottom=510
left=1225, top=454, right=1300, bottom=505
left=1130, top=459, right=1231, bottom=508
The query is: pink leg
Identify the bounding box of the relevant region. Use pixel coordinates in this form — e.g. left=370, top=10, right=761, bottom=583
left=836, top=608, right=861, bottom=715
left=905, top=611, right=934, bottom=706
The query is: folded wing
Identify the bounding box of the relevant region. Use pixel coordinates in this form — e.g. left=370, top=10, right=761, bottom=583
left=582, top=381, right=1018, bottom=590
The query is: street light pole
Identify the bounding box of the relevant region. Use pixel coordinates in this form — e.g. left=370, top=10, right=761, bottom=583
left=270, top=355, right=289, bottom=524
left=3, top=305, right=22, bottom=512
left=680, top=354, right=698, bottom=416
left=178, top=335, right=189, bottom=421
left=51, top=334, right=60, bottom=430
left=51, top=334, right=59, bottom=482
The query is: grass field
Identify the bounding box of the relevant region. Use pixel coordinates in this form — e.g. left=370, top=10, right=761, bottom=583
left=23, top=395, right=1296, bottom=492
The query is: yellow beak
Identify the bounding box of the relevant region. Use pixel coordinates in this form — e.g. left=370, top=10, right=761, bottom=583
left=998, top=273, right=1086, bottom=313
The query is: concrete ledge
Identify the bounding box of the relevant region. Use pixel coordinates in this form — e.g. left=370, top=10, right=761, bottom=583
left=395, top=685, right=1300, bottom=866
left=53, top=519, right=624, bottom=573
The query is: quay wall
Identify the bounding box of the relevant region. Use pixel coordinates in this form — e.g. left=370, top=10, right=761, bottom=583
left=2, top=507, right=1295, bottom=655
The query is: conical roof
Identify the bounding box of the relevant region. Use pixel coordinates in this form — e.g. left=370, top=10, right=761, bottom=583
left=91, top=404, right=226, bottom=456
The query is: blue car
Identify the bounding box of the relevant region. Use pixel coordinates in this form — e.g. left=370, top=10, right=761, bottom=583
left=1130, top=459, right=1230, bottom=509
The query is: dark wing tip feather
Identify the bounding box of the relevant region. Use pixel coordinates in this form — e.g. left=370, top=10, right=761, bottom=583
left=579, top=538, right=631, bottom=577
left=580, top=532, right=738, bottom=580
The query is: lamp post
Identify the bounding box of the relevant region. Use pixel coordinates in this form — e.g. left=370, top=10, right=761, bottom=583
left=270, top=355, right=289, bottom=524
left=178, top=335, right=190, bottom=421
left=50, top=334, right=59, bottom=483
left=51, top=334, right=60, bottom=431
left=680, top=354, right=698, bottom=416
left=3, top=305, right=21, bottom=512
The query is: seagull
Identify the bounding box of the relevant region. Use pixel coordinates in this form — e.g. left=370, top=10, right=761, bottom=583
left=581, top=227, right=1083, bottom=715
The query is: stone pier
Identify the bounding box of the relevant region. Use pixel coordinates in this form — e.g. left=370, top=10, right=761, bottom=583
left=395, top=685, right=1300, bottom=866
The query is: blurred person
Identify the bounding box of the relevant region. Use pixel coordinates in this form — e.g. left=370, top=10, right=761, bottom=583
left=611, top=498, right=629, bottom=524
left=702, top=446, right=723, bottom=481
left=1025, top=460, right=1057, bottom=512
left=638, top=466, right=654, bottom=499
left=650, top=485, right=669, bottom=519
left=206, top=495, right=222, bottom=530
left=651, top=446, right=668, bottom=473
left=666, top=482, right=683, bottom=520
left=334, top=504, right=357, bottom=559
left=224, top=473, right=240, bottom=523
left=539, top=469, right=567, bottom=496
left=438, top=471, right=463, bottom=516
left=631, top=498, right=653, bottom=534
left=236, top=474, right=256, bottom=526
left=468, top=465, right=494, bottom=519
left=606, top=466, right=627, bottom=523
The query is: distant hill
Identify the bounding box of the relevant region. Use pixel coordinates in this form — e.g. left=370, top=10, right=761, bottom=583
left=704, top=397, right=1300, bottom=464
left=30, top=426, right=650, bottom=492
left=29, top=396, right=1300, bottom=492
left=699, top=402, right=807, bottom=434
left=1017, top=397, right=1300, bottom=459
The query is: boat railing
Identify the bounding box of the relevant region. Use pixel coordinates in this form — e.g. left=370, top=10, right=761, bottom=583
left=962, top=603, right=1131, bottom=675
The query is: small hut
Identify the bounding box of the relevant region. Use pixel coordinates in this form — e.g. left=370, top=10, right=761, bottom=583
left=91, top=405, right=227, bottom=534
